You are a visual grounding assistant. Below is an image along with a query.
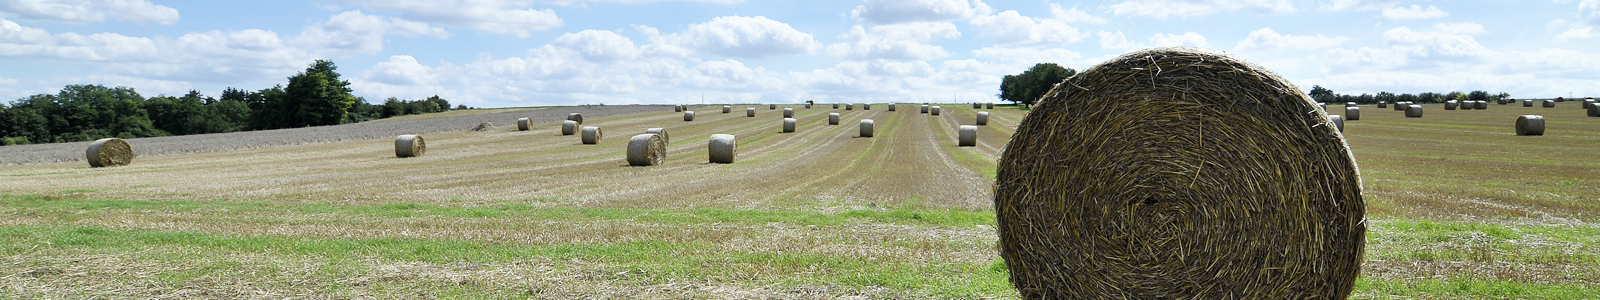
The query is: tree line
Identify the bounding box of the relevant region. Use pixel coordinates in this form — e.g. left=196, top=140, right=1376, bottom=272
left=1309, top=85, right=1511, bottom=105
left=0, top=60, right=464, bottom=146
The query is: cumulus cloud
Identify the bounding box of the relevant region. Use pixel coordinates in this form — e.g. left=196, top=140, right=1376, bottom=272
left=1556, top=26, right=1600, bottom=41
left=1381, top=5, right=1448, bottom=21
left=968, top=10, right=1089, bottom=45
left=1583, top=0, right=1600, bottom=24
left=1108, top=0, right=1295, bottom=19
left=1235, top=28, right=1346, bottom=50
left=1050, top=4, right=1106, bottom=24
left=850, top=0, right=993, bottom=24
left=1097, top=31, right=1140, bottom=50
left=333, top=0, right=562, bottom=37
left=293, top=10, right=450, bottom=56
left=1149, top=32, right=1207, bottom=47
left=0, top=18, right=313, bottom=83
left=553, top=29, right=641, bottom=63
left=0, top=0, right=179, bottom=25
left=1318, top=0, right=1402, bottom=11
left=657, top=15, right=819, bottom=59
left=825, top=22, right=959, bottom=61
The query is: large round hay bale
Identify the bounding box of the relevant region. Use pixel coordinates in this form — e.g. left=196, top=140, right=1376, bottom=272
left=1516, top=115, right=1545, bottom=136
left=783, top=108, right=794, bottom=118
left=646, top=127, right=670, bottom=145
left=986, top=102, right=994, bottom=109
left=931, top=106, right=942, bottom=115
left=1475, top=101, right=1487, bottom=110
left=863, top=103, right=871, bottom=110
left=1590, top=104, right=1600, bottom=117
left=973, top=102, right=982, bottom=109
left=1345, top=106, right=1360, bottom=120
left=567, top=113, right=583, bottom=124
left=1394, top=101, right=1408, bottom=111
left=674, top=105, right=683, bottom=112
left=1524, top=99, right=1533, bottom=107
left=846, top=103, right=854, bottom=110
left=1583, top=99, right=1596, bottom=110
left=1378, top=101, right=1387, bottom=108
left=859, top=119, right=875, bottom=137
left=993, top=47, right=1364, bottom=300
left=888, top=103, right=897, bottom=111
left=1346, top=102, right=1357, bottom=106
left=833, top=103, right=840, bottom=109
left=1556, top=97, right=1566, bottom=102
left=770, top=104, right=777, bottom=110
left=957, top=125, right=976, bottom=147
left=517, top=117, right=532, bottom=131
left=920, top=104, right=929, bottom=114
left=747, top=107, right=756, bottom=117
left=561, top=120, right=579, bottom=135
left=626, top=134, right=667, bottom=166
left=722, top=105, right=731, bottom=113
left=1497, top=99, right=1507, bottom=105
left=395, top=135, right=425, bottom=158
left=1544, top=100, right=1556, bottom=108
left=709, top=134, right=736, bottom=164
left=581, top=126, right=602, bottom=144
left=85, top=138, right=134, bottom=167
left=977, top=111, right=990, bottom=125
left=828, top=112, right=840, bottom=125
left=805, top=103, right=812, bottom=109
left=684, top=111, right=696, bottom=121
left=1406, top=104, right=1424, bottom=117
left=1329, top=114, right=1345, bottom=132
left=782, top=118, right=797, bottom=133
left=1445, top=100, right=1458, bottom=110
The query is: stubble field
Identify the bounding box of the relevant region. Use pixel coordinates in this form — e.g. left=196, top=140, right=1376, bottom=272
left=2, top=101, right=1598, bottom=299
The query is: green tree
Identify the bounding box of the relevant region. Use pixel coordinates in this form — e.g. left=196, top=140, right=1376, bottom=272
left=998, top=63, right=1076, bottom=107
left=252, top=60, right=356, bottom=129
left=1309, top=85, right=1335, bottom=103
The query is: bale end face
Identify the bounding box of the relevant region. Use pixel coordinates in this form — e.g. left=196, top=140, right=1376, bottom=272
left=782, top=118, right=797, bottom=133
left=888, top=103, right=897, bottom=111
left=561, top=120, right=580, bottom=135
left=626, top=134, right=667, bottom=166
left=709, top=134, right=737, bottom=164
left=646, top=128, right=670, bottom=145
left=1345, top=107, right=1360, bottom=120
left=581, top=126, right=602, bottom=144
left=567, top=113, right=583, bottom=124
left=863, top=103, right=871, bottom=110
left=85, top=138, right=134, bottom=167
left=859, top=119, right=875, bottom=137
left=977, top=111, right=990, bottom=125
left=1516, top=115, right=1546, bottom=136
left=395, top=135, right=425, bottom=158
left=770, top=104, right=777, bottom=110
left=920, top=105, right=929, bottom=114
left=722, top=105, right=732, bottom=113
left=1329, top=115, right=1345, bottom=133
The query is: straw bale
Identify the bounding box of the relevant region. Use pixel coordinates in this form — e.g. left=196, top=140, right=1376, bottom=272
left=1544, top=100, right=1556, bottom=108
left=626, top=133, right=667, bottom=166
left=395, top=135, right=425, bottom=158
left=1583, top=99, right=1595, bottom=110
left=747, top=107, right=756, bottom=117
left=1474, top=101, right=1487, bottom=110
left=1345, top=106, right=1360, bottom=121
left=1590, top=104, right=1600, bottom=117
left=863, top=103, right=871, bottom=110
left=723, top=105, right=731, bottom=114
left=771, top=104, right=777, bottom=110
left=646, top=128, right=670, bottom=145
left=562, top=120, right=579, bottom=135
left=1330, top=115, right=1344, bottom=133
left=973, top=102, right=982, bottom=109
left=581, top=126, right=602, bottom=144
left=846, top=103, right=854, bottom=110
left=1394, top=101, right=1407, bottom=111
left=931, top=106, right=942, bottom=115
left=1406, top=104, right=1423, bottom=118
left=517, top=117, right=531, bottom=131
left=1516, top=115, right=1545, bottom=136
left=921, top=104, right=929, bottom=114
left=675, top=105, right=683, bottom=112
left=684, top=111, right=696, bottom=121
left=1525, top=99, right=1534, bottom=107
left=986, top=102, right=994, bottom=109
left=471, top=122, right=497, bottom=131
left=782, top=118, right=797, bottom=133
left=888, top=103, right=897, bottom=111
left=709, top=134, right=737, bottom=163
left=860, top=119, right=875, bottom=137
left=833, top=103, right=840, bottom=109
left=1346, top=102, right=1357, bottom=106
left=85, top=138, right=134, bottom=167
left=957, top=125, right=976, bottom=147
left=828, top=113, right=840, bottom=125
left=977, top=111, right=990, bottom=125
left=1378, top=101, right=1387, bottom=108
left=1445, top=100, right=1458, bottom=110
left=567, top=113, right=583, bottom=124
left=783, top=108, right=794, bottom=118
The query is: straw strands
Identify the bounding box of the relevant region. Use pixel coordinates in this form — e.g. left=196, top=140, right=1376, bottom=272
left=394, top=135, right=424, bottom=158
left=581, top=126, right=602, bottom=144
left=85, top=138, right=134, bottom=167
left=626, top=134, right=666, bottom=166
left=1516, top=115, right=1545, bottom=136
left=709, top=134, right=736, bottom=163
left=992, top=47, right=1364, bottom=299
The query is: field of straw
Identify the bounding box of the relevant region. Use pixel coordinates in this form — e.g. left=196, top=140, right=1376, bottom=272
left=1, top=102, right=1598, bottom=299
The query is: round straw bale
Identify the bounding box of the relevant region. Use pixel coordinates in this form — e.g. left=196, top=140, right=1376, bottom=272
left=1406, top=104, right=1423, bottom=117
left=863, top=103, right=871, bottom=110
left=1584, top=99, right=1595, bottom=110
left=846, top=103, right=854, bottom=110
left=957, top=125, right=976, bottom=147
left=973, top=102, right=982, bottom=109
left=581, top=126, right=602, bottom=144
left=684, top=111, right=696, bottom=121
left=833, top=103, right=840, bottom=109
left=1544, top=100, right=1556, bottom=108
left=1346, top=102, right=1357, bottom=106
left=85, top=138, right=134, bottom=167
left=709, top=134, right=737, bottom=164
left=771, top=104, right=777, bottom=110
left=993, top=47, right=1364, bottom=300
left=646, top=127, right=670, bottom=145
left=567, top=113, right=583, bottom=124
left=722, top=105, right=731, bottom=113
left=986, top=102, right=994, bottom=109
left=1557, top=97, right=1566, bottom=102
left=783, top=108, right=794, bottom=118
left=674, top=105, right=683, bottom=112
left=1378, top=101, right=1387, bottom=108
left=888, top=103, right=897, bottom=111
left=977, top=111, right=990, bottom=125
left=395, top=135, right=425, bottom=158
left=517, top=117, right=531, bottom=131
left=920, top=104, right=929, bottom=114
left=1497, top=99, right=1506, bottom=105
left=1590, top=104, right=1600, bottom=117
left=859, top=119, right=875, bottom=137
left=1516, top=115, right=1545, bottom=136
left=1524, top=99, right=1533, bottom=107
left=626, top=134, right=667, bottom=166
left=561, top=120, right=579, bottom=135
left=828, top=112, right=840, bottom=125
left=805, top=103, right=812, bottom=109
left=1445, top=100, right=1458, bottom=110
left=1475, top=101, right=1487, bottom=109
left=1329, top=115, right=1344, bottom=132
left=1394, top=101, right=1407, bottom=111
left=747, top=107, right=756, bottom=117
left=782, top=118, right=797, bottom=133
left=931, top=106, right=942, bottom=115
left=1345, top=106, right=1360, bottom=120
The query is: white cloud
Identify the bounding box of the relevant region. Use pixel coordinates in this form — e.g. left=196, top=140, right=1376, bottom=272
left=1583, top=0, right=1600, bottom=24
left=1556, top=26, right=1600, bottom=41
left=1097, top=30, right=1140, bottom=50
left=850, top=0, right=993, bottom=24
left=971, top=46, right=1083, bottom=67
left=0, top=17, right=159, bottom=61
left=1149, top=32, right=1208, bottom=47
left=0, top=0, right=179, bottom=25
left=1050, top=4, right=1106, bottom=24
left=659, top=16, right=819, bottom=59
left=1235, top=28, right=1346, bottom=50
left=1319, top=0, right=1402, bottom=11
left=541, top=0, right=743, bottom=4
left=333, top=0, right=561, bottom=37
left=825, top=22, right=959, bottom=61
left=1430, top=22, right=1485, bottom=35
left=968, top=10, right=1089, bottom=45
left=365, top=55, right=437, bottom=85
left=292, top=10, right=450, bottom=57
left=553, top=29, right=641, bottom=63
left=1381, top=5, right=1448, bottom=21
left=1108, top=0, right=1295, bottom=19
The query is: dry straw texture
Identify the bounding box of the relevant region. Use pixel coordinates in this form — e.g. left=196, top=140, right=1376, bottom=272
left=1516, top=115, right=1546, bottom=136
left=645, top=128, right=669, bottom=145
left=1345, top=106, right=1360, bottom=120
left=931, top=106, right=942, bottom=115
left=581, top=126, right=602, bottom=144
left=828, top=113, right=840, bottom=125
left=859, top=119, right=875, bottom=137
left=747, top=107, right=756, bottom=117
left=782, top=118, right=796, bottom=133
left=561, top=120, right=579, bottom=135
left=517, top=117, right=531, bottom=131
left=394, top=135, right=424, bottom=158
left=1330, top=115, right=1345, bottom=132
left=783, top=108, right=794, bottom=118
left=567, top=113, right=583, bottom=124
left=956, top=125, right=976, bottom=146
left=977, top=111, right=990, bottom=125
left=1406, top=104, right=1424, bottom=118
left=993, top=47, right=1365, bottom=300
left=85, top=138, right=134, bottom=167
left=708, top=133, right=736, bottom=164
left=626, top=133, right=666, bottom=166
left=684, top=111, right=695, bottom=121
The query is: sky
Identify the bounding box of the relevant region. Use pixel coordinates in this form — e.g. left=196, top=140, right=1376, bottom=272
left=1, top=0, right=1597, bottom=108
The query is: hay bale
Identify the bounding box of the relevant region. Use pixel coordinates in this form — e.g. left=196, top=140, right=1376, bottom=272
left=626, top=134, right=667, bottom=166
left=846, top=103, right=854, bottom=110
left=395, top=135, right=425, bottom=158
left=1556, top=97, right=1566, bottom=102
left=1590, top=103, right=1600, bottom=117
left=646, top=128, right=670, bottom=145
left=562, top=120, right=579, bottom=135
left=986, top=102, right=994, bottom=109
left=684, top=111, right=696, bottom=121
left=1475, top=101, right=1487, bottom=110
left=1378, top=101, right=1387, bottom=108
left=957, top=125, right=976, bottom=147
left=1346, top=102, right=1357, bottom=106
left=782, top=118, right=797, bottom=133
left=1525, top=99, right=1534, bottom=107
left=1544, top=100, right=1556, bottom=108
left=517, top=118, right=532, bottom=131
left=1345, top=106, right=1360, bottom=120
left=567, top=113, right=583, bottom=124
left=863, top=103, right=871, bottom=110
left=709, top=134, right=736, bottom=163
left=1329, top=115, right=1344, bottom=132
left=920, top=104, right=929, bottom=114
left=471, top=122, right=497, bottom=132
left=859, top=119, right=875, bottom=137
left=747, top=107, right=756, bottom=117
left=1394, top=101, right=1407, bottom=111
left=581, top=126, right=602, bottom=144
left=85, top=138, right=134, bottom=167
left=805, top=103, right=812, bottom=109
left=828, top=112, right=840, bottom=125
left=888, top=103, right=897, bottom=111
left=993, top=47, right=1364, bottom=300
left=783, top=108, right=794, bottom=118
left=1516, top=115, right=1545, bottom=136
left=674, top=105, right=683, bottom=112
left=1406, top=104, right=1424, bottom=117
left=833, top=103, right=840, bottom=109
left=973, top=102, right=982, bottom=109
left=1584, top=99, right=1596, bottom=110
left=977, top=111, right=990, bottom=125
left=1497, top=99, right=1507, bottom=105
left=1445, top=100, right=1458, bottom=110
left=931, top=106, right=942, bottom=115
left=770, top=104, right=777, bottom=110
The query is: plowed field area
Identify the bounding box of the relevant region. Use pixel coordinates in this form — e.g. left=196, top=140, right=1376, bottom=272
left=3, top=102, right=1599, bottom=299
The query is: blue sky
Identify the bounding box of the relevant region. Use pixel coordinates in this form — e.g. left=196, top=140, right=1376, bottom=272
left=1, top=0, right=1597, bottom=108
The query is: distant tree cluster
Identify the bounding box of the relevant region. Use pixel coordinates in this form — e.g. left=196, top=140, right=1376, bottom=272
left=0, top=60, right=457, bottom=146
left=1309, top=85, right=1510, bottom=105
left=998, top=63, right=1076, bottom=107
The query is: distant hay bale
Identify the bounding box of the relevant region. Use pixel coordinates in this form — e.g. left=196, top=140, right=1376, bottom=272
left=770, top=104, right=777, bottom=110
left=581, top=126, right=602, bottom=144
left=646, top=127, right=670, bottom=145
left=626, top=133, right=667, bottom=166
left=1516, top=115, right=1545, bottom=136
left=85, top=138, right=134, bottom=167
left=994, top=47, right=1364, bottom=300
left=674, top=105, right=683, bottom=112
left=471, top=122, right=497, bottom=132
left=863, top=103, right=871, bottom=110
left=977, top=111, right=990, bottom=125
left=394, top=135, right=425, bottom=158
left=1329, top=115, right=1344, bottom=132
left=562, top=120, right=579, bottom=135
left=1394, top=101, right=1408, bottom=111
left=846, top=103, right=854, bottom=110
left=684, top=111, right=696, bottom=121
left=1497, top=99, right=1507, bottom=105
left=517, top=118, right=531, bottom=131
left=888, top=103, right=897, bottom=111
left=805, top=103, right=812, bottom=109
left=1544, top=100, right=1556, bottom=108
left=931, top=106, right=942, bottom=115
left=859, top=119, right=875, bottom=137
left=1525, top=99, right=1534, bottom=107
left=1378, top=101, right=1388, bottom=108
left=1346, top=102, right=1357, bottom=106
left=722, top=105, right=731, bottom=113
left=1556, top=97, right=1566, bottom=102
left=1584, top=99, right=1596, bottom=110
left=783, top=108, right=794, bottom=118
left=567, top=113, right=583, bottom=124
left=1445, top=100, right=1458, bottom=110
left=957, top=125, right=976, bottom=147
left=1590, top=104, right=1600, bottom=117
left=986, top=102, right=994, bottom=109
left=747, top=107, right=756, bottom=117
left=1345, top=106, right=1360, bottom=121
left=709, top=134, right=737, bottom=164
left=828, top=112, right=840, bottom=125
left=1474, top=101, right=1487, bottom=110
left=1406, top=104, right=1424, bottom=118
left=920, top=104, right=929, bottom=114
left=833, top=103, right=840, bottom=109
left=973, top=102, right=982, bottom=109
left=782, top=118, right=797, bottom=133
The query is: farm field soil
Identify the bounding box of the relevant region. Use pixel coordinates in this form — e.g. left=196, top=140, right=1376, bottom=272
left=3, top=102, right=1600, bottom=299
